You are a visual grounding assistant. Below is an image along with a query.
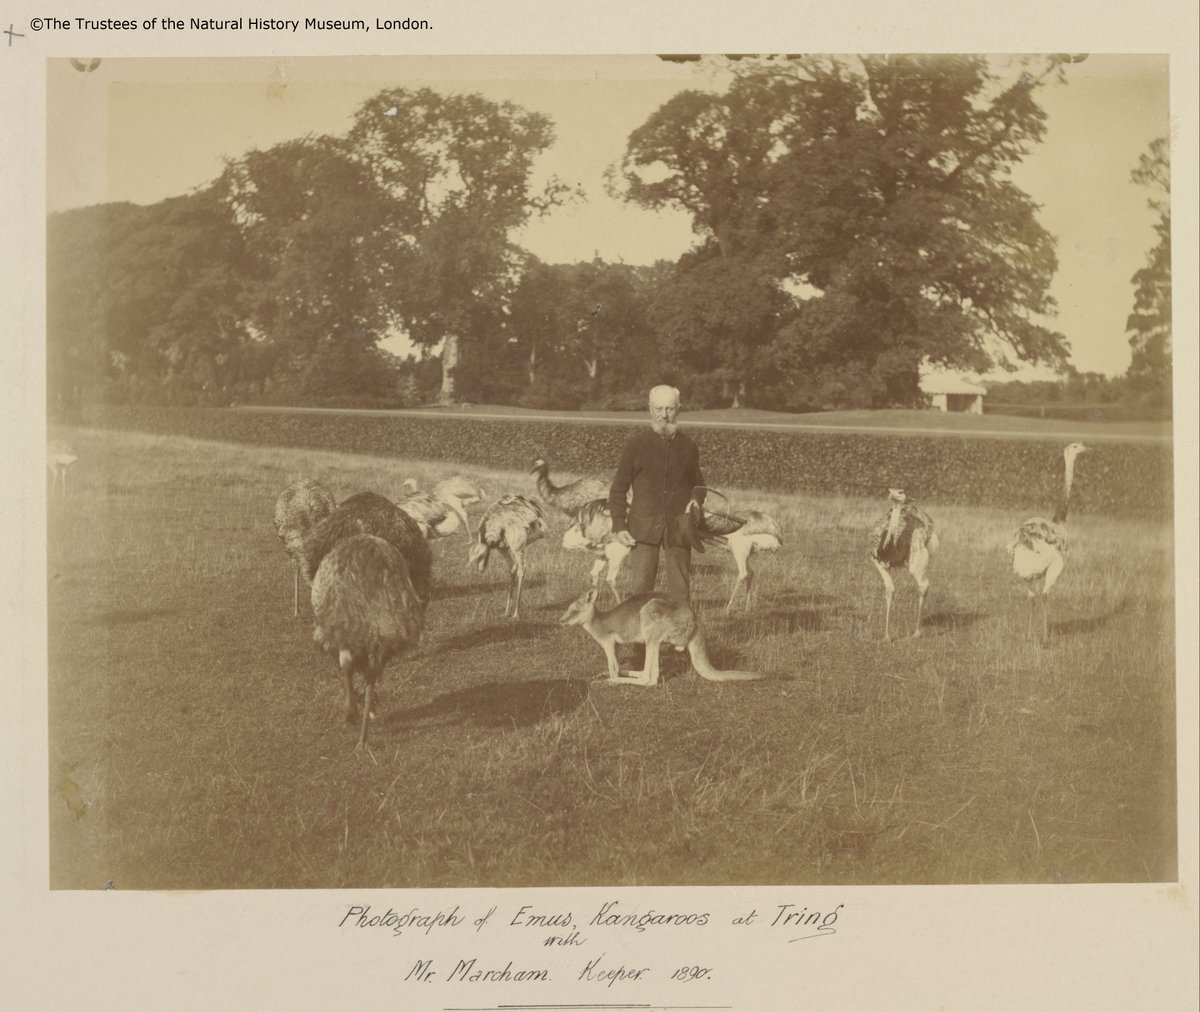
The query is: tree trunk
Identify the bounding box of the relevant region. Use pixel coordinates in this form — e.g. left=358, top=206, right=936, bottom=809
left=439, top=333, right=459, bottom=404
left=731, top=378, right=746, bottom=409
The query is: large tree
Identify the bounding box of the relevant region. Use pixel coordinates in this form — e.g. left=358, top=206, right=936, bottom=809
left=215, top=135, right=398, bottom=399
left=119, top=188, right=251, bottom=403
left=48, top=202, right=141, bottom=413
left=347, top=88, right=573, bottom=403
left=1124, top=136, right=1171, bottom=413
left=614, top=55, right=1075, bottom=408
left=47, top=189, right=250, bottom=409
left=506, top=257, right=657, bottom=394
left=648, top=251, right=791, bottom=407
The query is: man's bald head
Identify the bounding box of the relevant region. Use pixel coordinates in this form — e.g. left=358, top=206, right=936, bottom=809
left=648, top=385, right=680, bottom=409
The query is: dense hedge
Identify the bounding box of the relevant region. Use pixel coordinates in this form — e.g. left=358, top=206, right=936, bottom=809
left=985, top=402, right=1168, bottom=424
left=89, top=405, right=1174, bottom=519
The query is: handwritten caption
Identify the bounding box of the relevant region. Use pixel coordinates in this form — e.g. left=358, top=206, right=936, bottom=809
left=335, top=898, right=845, bottom=988
left=29, top=16, right=431, bottom=34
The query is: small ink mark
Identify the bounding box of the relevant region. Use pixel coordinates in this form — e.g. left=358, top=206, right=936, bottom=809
left=789, top=928, right=836, bottom=942
left=70, top=58, right=102, bottom=73
left=104, top=880, right=114, bottom=890
left=5, top=24, right=26, bottom=46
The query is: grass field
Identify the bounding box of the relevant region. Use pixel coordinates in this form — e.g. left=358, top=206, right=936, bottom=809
left=47, top=427, right=1177, bottom=889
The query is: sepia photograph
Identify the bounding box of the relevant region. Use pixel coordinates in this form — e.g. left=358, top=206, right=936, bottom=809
left=42, top=52, right=1181, bottom=895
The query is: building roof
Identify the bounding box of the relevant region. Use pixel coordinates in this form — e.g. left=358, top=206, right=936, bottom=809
left=919, top=371, right=988, bottom=396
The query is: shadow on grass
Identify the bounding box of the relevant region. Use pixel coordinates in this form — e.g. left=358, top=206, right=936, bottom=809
left=390, top=677, right=589, bottom=730
left=693, top=589, right=844, bottom=613
left=434, top=576, right=548, bottom=603
left=765, top=590, right=844, bottom=608
left=920, top=610, right=988, bottom=632
left=434, top=622, right=549, bottom=653
left=87, top=607, right=178, bottom=626
left=1051, top=609, right=1126, bottom=638
left=719, top=608, right=829, bottom=639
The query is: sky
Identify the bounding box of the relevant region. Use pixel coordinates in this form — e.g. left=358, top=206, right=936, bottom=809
left=46, top=54, right=1171, bottom=379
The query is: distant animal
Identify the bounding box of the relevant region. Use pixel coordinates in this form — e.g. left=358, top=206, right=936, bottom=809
left=530, top=458, right=610, bottom=516
left=274, top=479, right=337, bottom=616
left=469, top=494, right=547, bottom=620
left=693, top=508, right=784, bottom=610
left=398, top=483, right=462, bottom=541
left=431, top=475, right=487, bottom=531
left=868, top=489, right=939, bottom=640
left=299, top=491, right=433, bottom=607
left=47, top=439, right=79, bottom=497
left=398, top=476, right=487, bottom=538
left=311, top=534, right=426, bottom=751
left=561, top=498, right=631, bottom=603
left=560, top=588, right=764, bottom=686
left=1007, top=442, right=1089, bottom=642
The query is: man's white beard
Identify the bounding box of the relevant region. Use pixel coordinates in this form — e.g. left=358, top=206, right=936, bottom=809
left=651, top=419, right=677, bottom=438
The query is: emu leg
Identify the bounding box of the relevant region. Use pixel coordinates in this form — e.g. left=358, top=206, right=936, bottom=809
left=357, top=681, right=374, bottom=750
left=511, top=555, right=526, bottom=621
left=873, top=560, right=896, bottom=641
left=913, top=577, right=929, bottom=638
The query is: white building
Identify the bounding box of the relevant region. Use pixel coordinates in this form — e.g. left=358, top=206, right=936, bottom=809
left=919, top=369, right=988, bottom=414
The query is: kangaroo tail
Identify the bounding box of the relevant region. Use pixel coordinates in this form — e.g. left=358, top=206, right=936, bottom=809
left=687, top=631, right=764, bottom=682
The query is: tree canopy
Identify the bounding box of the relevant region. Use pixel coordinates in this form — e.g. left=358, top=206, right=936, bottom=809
left=347, top=88, right=574, bottom=401
left=48, top=190, right=251, bottom=410
left=612, top=55, right=1074, bottom=408
left=1124, top=136, right=1171, bottom=413
left=214, top=134, right=403, bottom=399
left=53, top=62, right=1149, bottom=418
left=450, top=256, right=662, bottom=409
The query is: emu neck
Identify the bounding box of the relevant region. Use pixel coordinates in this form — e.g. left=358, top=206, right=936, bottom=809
left=1053, top=456, right=1077, bottom=525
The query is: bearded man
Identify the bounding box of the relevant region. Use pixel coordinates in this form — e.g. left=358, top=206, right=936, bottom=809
left=609, top=385, right=706, bottom=601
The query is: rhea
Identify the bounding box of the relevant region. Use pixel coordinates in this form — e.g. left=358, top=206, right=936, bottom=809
left=1008, top=442, right=1089, bottom=642
left=469, top=495, right=547, bottom=621
left=530, top=458, right=609, bottom=517
left=868, top=488, right=938, bottom=640
left=47, top=439, right=79, bottom=498
left=561, top=498, right=631, bottom=604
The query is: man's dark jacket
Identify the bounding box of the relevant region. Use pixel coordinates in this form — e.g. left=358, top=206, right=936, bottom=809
left=609, top=428, right=705, bottom=547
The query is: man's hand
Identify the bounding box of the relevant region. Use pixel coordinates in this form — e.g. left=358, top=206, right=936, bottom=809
left=615, top=530, right=637, bottom=548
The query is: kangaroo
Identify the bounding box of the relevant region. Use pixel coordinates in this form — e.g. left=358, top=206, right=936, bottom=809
left=560, top=588, right=764, bottom=686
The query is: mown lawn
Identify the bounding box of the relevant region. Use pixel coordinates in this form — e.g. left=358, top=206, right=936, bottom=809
left=47, top=428, right=1177, bottom=888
